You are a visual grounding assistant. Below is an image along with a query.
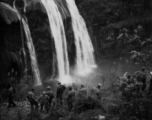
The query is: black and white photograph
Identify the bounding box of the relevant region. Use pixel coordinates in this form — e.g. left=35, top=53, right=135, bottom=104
left=0, top=0, right=152, bottom=120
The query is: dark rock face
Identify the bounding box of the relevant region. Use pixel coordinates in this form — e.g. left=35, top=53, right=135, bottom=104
left=0, top=0, right=24, bottom=7
left=75, top=0, right=84, bottom=5
left=0, top=0, right=13, bottom=6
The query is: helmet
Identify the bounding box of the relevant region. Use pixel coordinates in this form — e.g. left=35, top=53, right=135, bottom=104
left=97, top=83, right=102, bottom=88
left=47, top=86, right=51, bottom=89
left=58, top=82, right=61, bottom=85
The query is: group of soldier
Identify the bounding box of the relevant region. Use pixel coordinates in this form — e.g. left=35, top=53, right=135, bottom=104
left=26, top=82, right=102, bottom=113
left=7, top=80, right=102, bottom=113
left=26, top=82, right=67, bottom=113
left=119, top=67, right=152, bottom=99
left=27, top=86, right=53, bottom=112
left=7, top=67, right=152, bottom=113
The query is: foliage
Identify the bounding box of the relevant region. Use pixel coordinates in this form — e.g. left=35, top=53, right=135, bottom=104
left=74, top=95, right=102, bottom=114
left=25, top=111, right=42, bottom=120
left=128, top=26, right=152, bottom=70
left=99, top=24, right=152, bottom=59
left=118, top=90, right=152, bottom=120
left=77, top=0, right=152, bottom=60
left=78, top=0, right=151, bottom=31
left=114, top=72, right=152, bottom=120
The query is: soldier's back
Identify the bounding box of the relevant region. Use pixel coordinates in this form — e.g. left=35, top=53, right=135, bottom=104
left=91, top=87, right=101, bottom=99
left=27, top=91, right=35, bottom=102
left=57, top=85, right=66, bottom=95
left=46, top=91, right=53, bottom=97
left=38, top=95, right=49, bottom=104
left=68, top=90, right=75, bottom=99
left=77, top=88, right=87, bottom=98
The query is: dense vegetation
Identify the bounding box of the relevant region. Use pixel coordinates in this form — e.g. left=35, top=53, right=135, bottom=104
left=77, top=0, right=152, bottom=60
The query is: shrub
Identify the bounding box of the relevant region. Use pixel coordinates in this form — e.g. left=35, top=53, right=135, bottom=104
left=74, top=96, right=102, bottom=114
left=25, top=111, right=42, bottom=120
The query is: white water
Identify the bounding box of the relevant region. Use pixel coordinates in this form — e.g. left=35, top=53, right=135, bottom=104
left=22, top=19, right=42, bottom=85
left=41, top=0, right=70, bottom=81
left=66, top=0, right=96, bottom=75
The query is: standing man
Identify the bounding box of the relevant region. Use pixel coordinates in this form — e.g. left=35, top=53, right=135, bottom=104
left=57, top=82, right=66, bottom=105
left=38, top=91, right=49, bottom=112
left=91, top=83, right=102, bottom=100
left=27, top=88, right=38, bottom=111
left=77, top=84, right=87, bottom=99
left=45, top=86, right=54, bottom=108
left=7, top=85, right=16, bottom=108
left=67, top=86, right=75, bottom=111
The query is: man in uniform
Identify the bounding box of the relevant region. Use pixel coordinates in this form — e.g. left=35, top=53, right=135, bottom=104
left=91, top=83, right=102, bottom=100
left=67, top=86, right=75, bottom=111
left=7, top=85, right=16, bottom=108
left=38, top=91, right=49, bottom=112
left=77, top=84, right=87, bottom=99
left=57, top=82, right=66, bottom=105
left=27, top=88, right=38, bottom=111
left=45, top=86, right=54, bottom=108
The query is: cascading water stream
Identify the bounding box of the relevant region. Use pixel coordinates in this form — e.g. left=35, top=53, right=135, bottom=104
left=22, top=18, right=42, bottom=85
left=66, top=0, right=96, bottom=75
left=9, top=1, right=42, bottom=85
left=0, top=2, right=42, bottom=85
left=41, top=0, right=70, bottom=81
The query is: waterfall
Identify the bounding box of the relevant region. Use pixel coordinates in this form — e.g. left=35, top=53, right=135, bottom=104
left=41, top=0, right=70, bottom=81
left=0, top=2, right=41, bottom=85
left=66, top=0, right=96, bottom=75
left=22, top=18, right=42, bottom=85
